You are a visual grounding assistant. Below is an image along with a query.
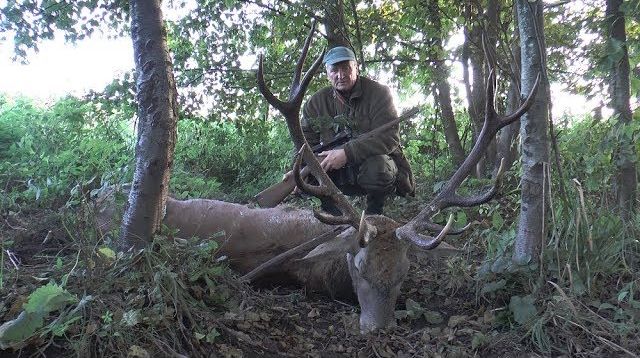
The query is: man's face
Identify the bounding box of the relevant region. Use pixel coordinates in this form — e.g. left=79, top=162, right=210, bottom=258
left=326, top=60, right=358, bottom=93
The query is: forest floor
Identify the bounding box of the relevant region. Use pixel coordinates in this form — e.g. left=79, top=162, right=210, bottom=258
left=0, top=195, right=636, bottom=357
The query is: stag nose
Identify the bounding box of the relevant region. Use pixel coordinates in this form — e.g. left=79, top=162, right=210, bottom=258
left=359, top=308, right=397, bottom=333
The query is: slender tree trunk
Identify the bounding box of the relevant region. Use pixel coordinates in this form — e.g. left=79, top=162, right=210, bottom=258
left=494, top=5, right=521, bottom=177
left=428, top=0, right=464, bottom=166
left=463, top=3, right=486, bottom=177
left=483, top=0, right=499, bottom=172
left=120, top=0, right=179, bottom=250
left=348, top=0, right=366, bottom=72
left=324, top=0, right=350, bottom=49
left=434, top=64, right=466, bottom=166
left=513, top=0, right=550, bottom=265
left=606, top=0, right=637, bottom=218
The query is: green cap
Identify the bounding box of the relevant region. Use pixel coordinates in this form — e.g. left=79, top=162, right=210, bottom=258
left=323, top=46, right=356, bottom=65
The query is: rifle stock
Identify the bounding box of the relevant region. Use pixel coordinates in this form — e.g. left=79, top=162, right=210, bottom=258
left=254, top=166, right=311, bottom=208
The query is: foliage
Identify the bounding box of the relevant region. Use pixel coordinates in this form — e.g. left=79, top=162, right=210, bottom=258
left=173, top=116, right=293, bottom=201
left=0, top=94, right=297, bottom=211
left=0, top=201, right=235, bottom=355
left=0, top=95, right=133, bottom=211
left=0, top=282, right=78, bottom=349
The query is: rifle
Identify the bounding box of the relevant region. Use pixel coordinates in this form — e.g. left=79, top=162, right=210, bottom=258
left=254, top=106, right=420, bottom=208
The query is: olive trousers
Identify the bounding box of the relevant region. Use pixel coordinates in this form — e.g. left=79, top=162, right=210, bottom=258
left=322, top=154, right=398, bottom=215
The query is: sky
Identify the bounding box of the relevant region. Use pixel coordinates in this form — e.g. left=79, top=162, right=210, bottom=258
left=0, top=33, right=597, bottom=119
left=0, top=35, right=133, bottom=102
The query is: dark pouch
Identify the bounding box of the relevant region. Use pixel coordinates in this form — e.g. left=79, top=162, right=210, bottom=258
left=390, top=147, right=416, bottom=197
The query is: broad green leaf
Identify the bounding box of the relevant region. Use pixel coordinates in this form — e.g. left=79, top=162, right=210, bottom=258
left=405, top=298, right=424, bottom=319
left=456, top=211, right=467, bottom=227
left=206, top=328, right=220, bottom=343
left=481, top=279, right=506, bottom=295
left=492, top=211, right=504, bottom=230
left=23, top=283, right=76, bottom=315
left=423, top=310, right=443, bottom=324
left=98, top=247, right=116, bottom=261
left=509, top=295, right=537, bottom=325
left=394, top=310, right=409, bottom=320
left=0, top=311, right=44, bottom=349
left=471, top=332, right=488, bottom=350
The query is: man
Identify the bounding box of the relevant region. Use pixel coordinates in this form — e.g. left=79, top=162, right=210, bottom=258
left=301, top=46, right=413, bottom=215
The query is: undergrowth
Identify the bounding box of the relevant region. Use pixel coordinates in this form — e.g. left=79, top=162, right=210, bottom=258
left=0, top=201, right=241, bottom=356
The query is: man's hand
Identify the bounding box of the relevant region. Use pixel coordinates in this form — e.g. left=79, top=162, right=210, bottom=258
left=319, top=148, right=347, bottom=171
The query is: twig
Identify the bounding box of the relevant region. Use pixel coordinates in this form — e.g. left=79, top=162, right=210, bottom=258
left=241, top=226, right=349, bottom=282
left=556, top=315, right=637, bottom=357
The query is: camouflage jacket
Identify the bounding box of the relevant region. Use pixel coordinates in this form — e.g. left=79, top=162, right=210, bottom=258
left=301, top=76, right=399, bottom=165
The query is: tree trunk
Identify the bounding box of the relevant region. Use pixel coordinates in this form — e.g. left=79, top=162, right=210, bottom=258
left=483, top=0, right=499, bottom=172
left=324, top=0, right=350, bottom=49
left=513, top=0, right=550, bottom=265
left=494, top=5, right=521, bottom=177
left=463, top=4, right=486, bottom=177
left=606, top=0, right=637, bottom=218
left=120, top=0, right=179, bottom=250
left=428, top=0, right=464, bottom=166
left=435, top=64, right=466, bottom=167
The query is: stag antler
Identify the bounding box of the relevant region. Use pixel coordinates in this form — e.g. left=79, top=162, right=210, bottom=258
left=396, top=68, right=540, bottom=249
left=256, top=21, right=364, bottom=232
left=257, top=21, right=324, bottom=151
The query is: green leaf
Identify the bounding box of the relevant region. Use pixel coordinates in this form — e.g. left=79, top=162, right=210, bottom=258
left=0, top=311, right=44, bottom=349
left=509, top=295, right=537, bottom=325
left=121, top=309, right=141, bottom=327
left=481, top=279, right=506, bottom=295
left=23, top=282, right=77, bottom=315
left=456, top=211, right=467, bottom=227
left=471, top=332, right=488, bottom=350
left=206, top=328, right=220, bottom=343
left=423, top=310, right=443, bottom=324
left=491, top=211, right=504, bottom=230
left=98, top=247, right=116, bottom=261
left=405, top=298, right=424, bottom=319
left=394, top=310, right=409, bottom=320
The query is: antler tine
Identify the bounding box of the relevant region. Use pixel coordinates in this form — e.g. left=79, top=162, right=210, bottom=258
left=291, top=21, right=318, bottom=98
left=396, top=213, right=455, bottom=249
left=293, top=144, right=361, bottom=228
left=499, top=73, right=541, bottom=126
left=256, top=22, right=325, bottom=151
left=447, top=157, right=506, bottom=208
left=257, top=54, right=287, bottom=114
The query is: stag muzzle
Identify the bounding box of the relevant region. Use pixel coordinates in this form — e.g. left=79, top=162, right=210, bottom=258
left=347, top=250, right=409, bottom=333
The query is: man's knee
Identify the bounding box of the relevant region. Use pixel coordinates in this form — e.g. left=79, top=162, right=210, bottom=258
left=356, top=155, right=398, bottom=193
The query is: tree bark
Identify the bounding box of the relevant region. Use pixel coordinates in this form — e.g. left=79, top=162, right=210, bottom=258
left=494, top=4, right=521, bottom=177
left=606, top=0, right=637, bottom=218
left=483, top=0, right=499, bottom=172
left=434, top=64, right=466, bottom=167
left=324, top=0, right=350, bottom=49
left=120, top=0, right=179, bottom=250
left=462, top=4, right=486, bottom=177
left=513, top=0, right=550, bottom=265
left=428, top=0, right=464, bottom=166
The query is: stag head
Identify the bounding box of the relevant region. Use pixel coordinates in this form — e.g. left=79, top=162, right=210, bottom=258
left=257, top=23, right=539, bottom=332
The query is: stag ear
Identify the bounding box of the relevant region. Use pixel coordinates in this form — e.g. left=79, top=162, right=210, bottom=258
left=355, top=212, right=378, bottom=247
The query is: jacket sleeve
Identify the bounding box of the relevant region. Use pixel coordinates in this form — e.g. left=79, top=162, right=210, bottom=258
left=343, top=86, right=399, bottom=164
left=301, top=100, right=321, bottom=147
